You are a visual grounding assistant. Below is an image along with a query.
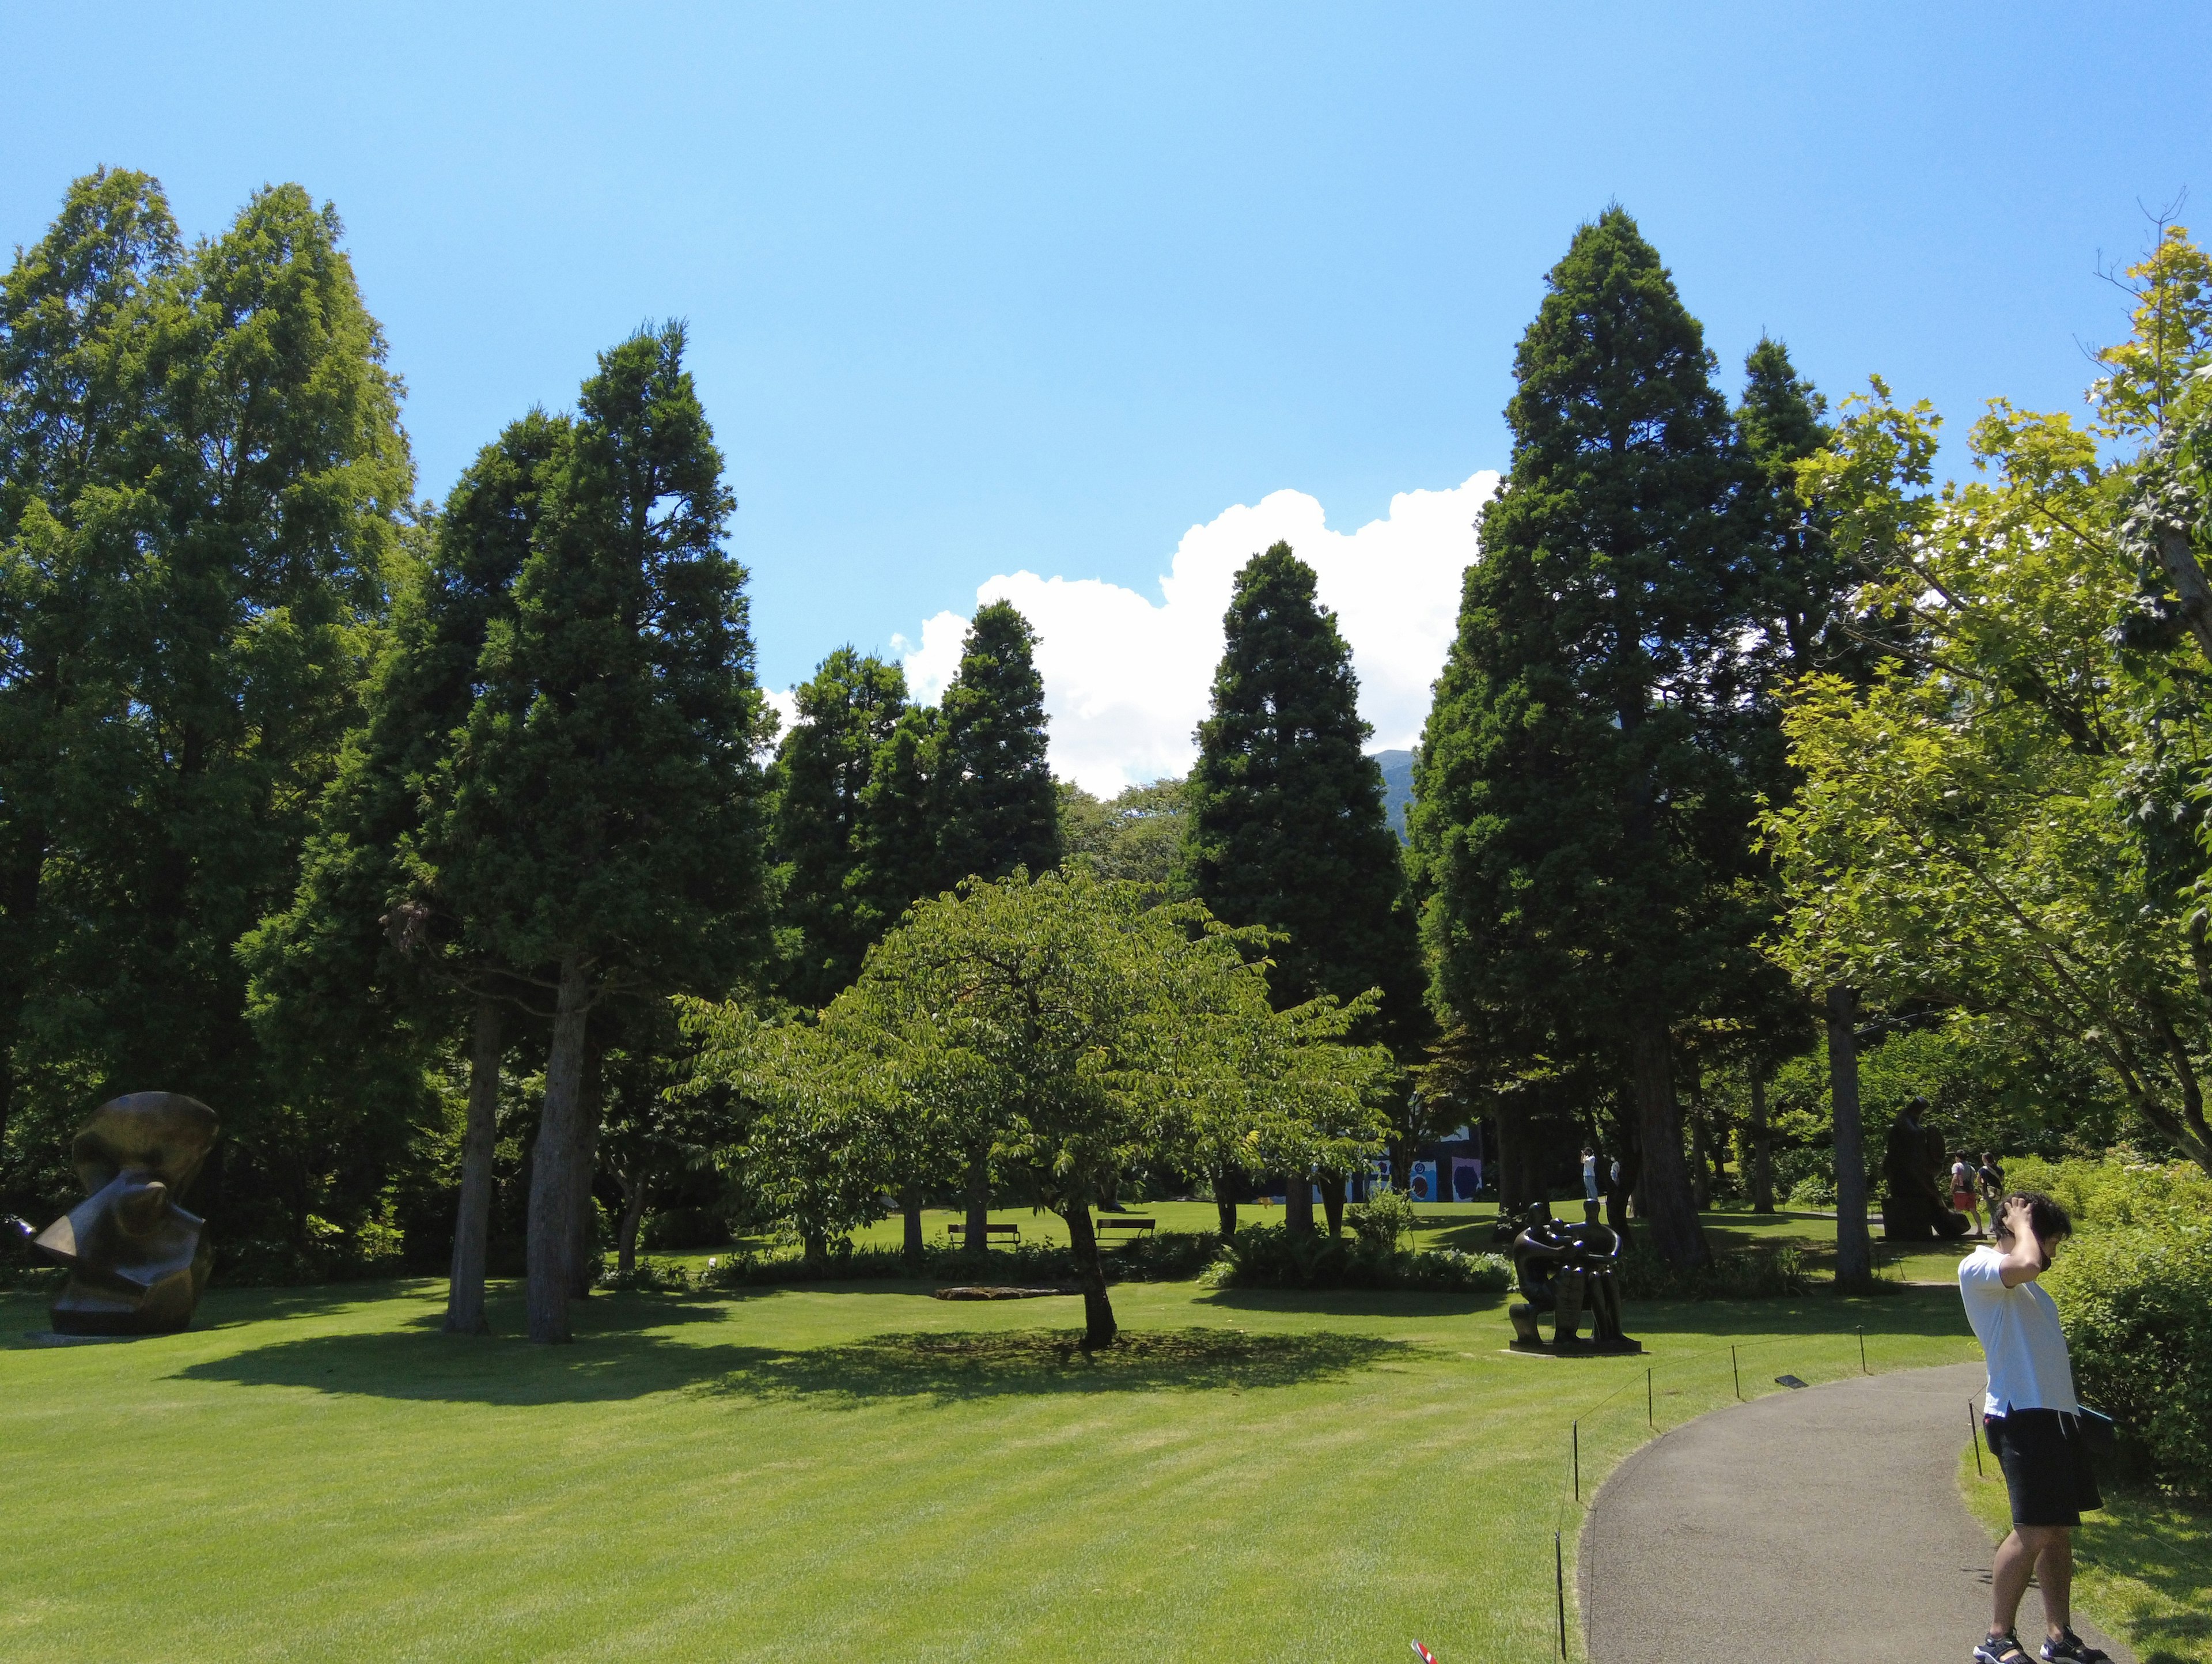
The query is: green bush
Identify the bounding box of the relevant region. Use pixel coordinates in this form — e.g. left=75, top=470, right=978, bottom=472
left=2001, top=1153, right=2212, bottom=1232
left=1199, top=1223, right=1513, bottom=1294
left=1346, top=1190, right=1418, bottom=1254
left=697, top=1230, right=1224, bottom=1291
left=2042, top=1215, right=2212, bottom=1498
left=597, top=1257, right=695, bottom=1294
left=1616, top=1241, right=1815, bottom=1302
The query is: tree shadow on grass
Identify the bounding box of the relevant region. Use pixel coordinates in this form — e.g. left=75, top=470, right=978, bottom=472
left=1192, top=1285, right=1507, bottom=1318
left=688, top=1326, right=1416, bottom=1407
left=166, top=1283, right=1412, bottom=1407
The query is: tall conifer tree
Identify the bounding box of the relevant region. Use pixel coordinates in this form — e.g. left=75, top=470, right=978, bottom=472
left=430, top=324, right=771, bottom=1343
left=0, top=169, right=180, bottom=1167
left=1180, top=543, right=1419, bottom=1230
left=928, top=600, right=1059, bottom=887
left=771, top=647, right=910, bottom=1008
left=244, top=411, right=568, bottom=1332
left=1, top=177, right=413, bottom=1242
left=1414, top=208, right=1760, bottom=1268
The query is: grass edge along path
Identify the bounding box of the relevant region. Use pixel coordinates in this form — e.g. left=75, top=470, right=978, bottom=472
left=1554, top=1307, right=1981, bottom=1661
left=4, top=1279, right=1975, bottom=1663
left=1958, top=1434, right=2212, bottom=1663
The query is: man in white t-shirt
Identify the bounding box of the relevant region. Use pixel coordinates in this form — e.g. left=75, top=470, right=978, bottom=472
left=1959, top=1193, right=2108, bottom=1664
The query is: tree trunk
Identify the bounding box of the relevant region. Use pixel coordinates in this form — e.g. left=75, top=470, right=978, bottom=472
left=617, top=1171, right=647, bottom=1274
left=1213, top=1167, right=1238, bottom=1238
left=1494, top=1115, right=1527, bottom=1220
left=1283, top=1168, right=1315, bottom=1235
left=1627, top=1013, right=1710, bottom=1268
left=1828, top=985, right=1873, bottom=1287
left=444, top=996, right=502, bottom=1335
left=0, top=827, right=42, bottom=1160
left=526, top=952, right=593, bottom=1344
left=900, top=1185, right=925, bottom=1266
left=1320, top=1177, right=1345, bottom=1237
left=964, top=1154, right=991, bottom=1261
left=566, top=1042, right=604, bottom=1300
left=1063, top=1204, right=1116, bottom=1348
left=1688, top=1093, right=1713, bottom=1210
left=801, top=1226, right=828, bottom=1264
left=1747, top=1065, right=1775, bottom=1214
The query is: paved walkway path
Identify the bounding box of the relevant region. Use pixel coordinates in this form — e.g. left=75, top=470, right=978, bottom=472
left=1580, top=1361, right=2134, bottom=1663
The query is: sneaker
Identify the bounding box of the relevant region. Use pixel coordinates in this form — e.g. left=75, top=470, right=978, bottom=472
left=1974, top=1635, right=2028, bottom=1664
left=2040, top=1632, right=2111, bottom=1663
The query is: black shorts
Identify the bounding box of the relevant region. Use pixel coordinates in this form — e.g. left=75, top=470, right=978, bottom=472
left=1984, top=1409, right=2101, bottom=1528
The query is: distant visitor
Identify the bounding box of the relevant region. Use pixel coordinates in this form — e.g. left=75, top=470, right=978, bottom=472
left=33, top=1093, right=219, bottom=1336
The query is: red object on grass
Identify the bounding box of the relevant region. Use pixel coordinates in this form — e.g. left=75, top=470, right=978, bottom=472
left=1411, top=1644, right=1437, bottom=1663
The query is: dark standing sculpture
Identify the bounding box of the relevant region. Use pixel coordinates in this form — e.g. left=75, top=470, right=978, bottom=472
left=1508, top=1200, right=1641, bottom=1355
left=33, top=1094, right=219, bottom=1335
left=1880, top=1096, right=1971, bottom=1243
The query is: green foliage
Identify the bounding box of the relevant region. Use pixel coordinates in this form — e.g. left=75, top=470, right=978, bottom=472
left=1199, top=1222, right=1513, bottom=1293
left=432, top=323, right=771, bottom=995
left=1413, top=207, right=1781, bottom=1263
left=2001, top=1152, right=2212, bottom=1231
left=596, top=1255, right=695, bottom=1294
left=1, top=171, right=414, bottom=1246
left=1059, top=777, right=1185, bottom=886
left=927, top=600, right=1059, bottom=888
left=690, top=867, right=1396, bottom=1340
left=2047, top=1220, right=2212, bottom=1496
left=850, top=701, right=941, bottom=937
left=1614, top=1240, right=1816, bottom=1302
left=1347, top=1188, right=1418, bottom=1254
left=696, top=1229, right=1225, bottom=1288
left=1755, top=1023, right=2129, bottom=1196
left=1767, top=360, right=2212, bottom=1175
left=770, top=648, right=909, bottom=1007
left=1181, top=543, right=1419, bottom=1031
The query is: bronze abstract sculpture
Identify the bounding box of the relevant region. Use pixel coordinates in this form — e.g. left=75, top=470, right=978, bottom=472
left=33, top=1093, right=218, bottom=1335
left=1508, top=1200, right=1641, bottom=1355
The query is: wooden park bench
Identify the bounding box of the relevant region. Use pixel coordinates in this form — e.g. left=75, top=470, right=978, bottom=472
left=1093, top=1215, right=1156, bottom=1239
left=944, top=1223, right=1020, bottom=1247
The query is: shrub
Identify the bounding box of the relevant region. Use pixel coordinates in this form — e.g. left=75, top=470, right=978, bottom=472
left=696, top=1230, right=1224, bottom=1291
left=1616, top=1241, right=1815, bottom=1302
left=597, top=1257, right=695, bottom=1294
left=2000, top=1153, right=2212, bottom=1232
left=1199, top=1222, right=1513, bottom=1294
left=1347, top=1190, right=1417, bottom=1255
left=2044, top=1216, right=2212, bottom=1497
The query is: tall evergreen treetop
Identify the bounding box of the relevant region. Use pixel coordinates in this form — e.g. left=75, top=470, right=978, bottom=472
left=772, top=646, right=910, bottom=1007
left=430, top=322, right=771, bottom=1342
left=1415, top=207, right=1759, bottom=1268
left=1, top=176, right=413, bottom=1241
left=1736, top=336, right=1842, bottom=687
left=927, top=599, right=1058, bottom=886
left=1180, top=542, right=1417, bottom=1022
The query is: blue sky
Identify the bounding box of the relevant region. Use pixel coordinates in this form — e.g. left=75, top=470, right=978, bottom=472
left=6, top=3, right=2209, bottom=779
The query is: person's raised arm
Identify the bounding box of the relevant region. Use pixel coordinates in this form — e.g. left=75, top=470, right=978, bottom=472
left=1995, top=1198, right=2044, bottom=1287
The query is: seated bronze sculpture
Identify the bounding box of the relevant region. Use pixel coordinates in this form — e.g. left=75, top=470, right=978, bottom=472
left=1509, top=1199, right=1641, bottom=1355
left=33, top=1093, right=218, bottom=1335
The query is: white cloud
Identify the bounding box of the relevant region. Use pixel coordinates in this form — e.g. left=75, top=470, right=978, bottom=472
left=776, top=468, right=1498, bottom=796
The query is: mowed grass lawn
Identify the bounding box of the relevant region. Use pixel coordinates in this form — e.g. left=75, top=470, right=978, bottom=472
left=1, top=1255, right=1982, bottom=1664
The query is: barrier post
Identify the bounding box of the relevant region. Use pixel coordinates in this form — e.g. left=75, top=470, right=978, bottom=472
left=1858, top=1325, right=1868, bottom=1375
left=1646, top=1367, right=1653, bottom=1429
left=1555, top=1529, right=1567, bottom=1659
left=1573, top=1420, right=1580, bottom=1502
left=1731, top=1345, right=1741, bottom=1401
